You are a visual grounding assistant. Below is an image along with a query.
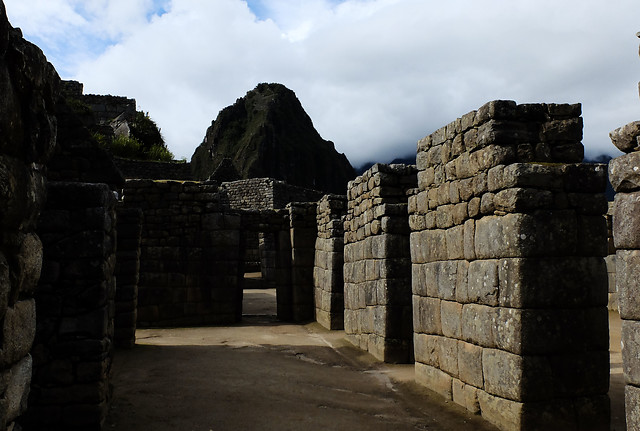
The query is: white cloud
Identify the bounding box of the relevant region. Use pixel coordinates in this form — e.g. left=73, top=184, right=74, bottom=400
left=4, top=0, right=640, bottom=166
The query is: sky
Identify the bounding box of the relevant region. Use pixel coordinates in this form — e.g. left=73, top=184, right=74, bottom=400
left=3, top=0, right=639, bottom=167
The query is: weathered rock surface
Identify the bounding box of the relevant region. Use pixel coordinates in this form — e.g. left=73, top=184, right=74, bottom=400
left=191, top=83, right=355, bottom=194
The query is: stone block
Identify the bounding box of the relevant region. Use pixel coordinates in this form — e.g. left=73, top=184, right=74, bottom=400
left=613, top=192, right=640, bottom=249
left=458, top=341, right=483, bottom=388
left=493, top=188, right=553, bottom=213
left=440, top=301, right=462, bottom=339
left=498, top=257, right=607, bottom=308
left=626, top=385, right=640, bottom=431
left=609, top=121, right=640, bottom=153
left=617, top=250, right=640, bottom=319
left=4, top=355, right=32, bottom=422
left=0, top=299, right=36, bottom=367
left=477, top=391, right=523, bottom=431
left=452, top=379, right=480, bottom=414
left=412, top=296, right=442, bottom=335
left=492, top=307, right=608, bottom=355
left=415, top=362, right=452, bottom=400
left=410, top=230, right=448, bottom=264
left=576, top=215, right=608, bottom=257
left=467, top=260, right=499, bottom=306
left=461, top=304, right=495, bottom=348
left=475, top=211, right=577, bottom=259
left=445, top=225, right=464, bottom=260
left=622, top=320, right=640, bottom=386
left=482, top=349, right=551, bottom=402
left=413, top=333, right=438, bottom=367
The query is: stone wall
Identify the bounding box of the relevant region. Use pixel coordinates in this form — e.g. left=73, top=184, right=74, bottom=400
left=343, top=164, right=417, bottom=363
left=114, top=157, right=193, bottom=181
left=123, top=180, right=242, bottom=326
left=608, top=120, right=640, bottom=429
left=76, top=93, right=136, bottom=125
left=27, top=182, right=117, bottom=430
left=314, top=195, right=347, bottom=330
left=114, top=206, right=142, bottom=348
left=0, top=4, right=60, bottom=428
left=288, top=202, right=318, bottom=322
left=239, top=210, right=292, bottom=319
left=221, top=178, right=324, bottom=210
left=605, top=202, right=618, bottom=311
left=409, top=100, right=609, bottom=431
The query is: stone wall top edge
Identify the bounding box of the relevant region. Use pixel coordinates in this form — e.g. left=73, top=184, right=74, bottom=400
left=416, top=100, right=582, bottom=151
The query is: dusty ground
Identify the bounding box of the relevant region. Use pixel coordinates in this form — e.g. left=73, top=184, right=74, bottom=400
left=105, top=289, right=626, bottom=430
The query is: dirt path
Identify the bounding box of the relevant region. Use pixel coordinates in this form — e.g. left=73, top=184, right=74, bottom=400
left=105, top=290, right=625, bottom=430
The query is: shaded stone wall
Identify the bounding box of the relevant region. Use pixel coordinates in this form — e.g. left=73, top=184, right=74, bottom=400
left=75, top=93, right=136, bottom=125
left=605, top=202, right=618, bottom=311
left=0, top=3, right=60, bottom=428
left=114, top=206, right=142, bottom=348
left=314, top=195, right=347, bottom=330
left=27, top=182, right=117, bottom=430
left=221, top=178, right=323, bottom=210
left=239, top=210, right=291, bottom=319
left=410, top=100, right=609, bottom=431
left=288, top=202, right=318, bottom=322
left=114, top=157, right=193, bottom=181
left=123, top=180, right=242, bottom=326
left=344, top=164, right=417, bottom=363
left=608, top=121, right=640, bottom=429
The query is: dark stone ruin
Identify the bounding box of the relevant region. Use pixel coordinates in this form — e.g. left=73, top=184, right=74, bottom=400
left=3, top=1, right=640, bottom=429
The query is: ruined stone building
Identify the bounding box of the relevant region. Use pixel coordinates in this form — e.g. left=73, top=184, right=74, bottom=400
left=3, top=1, right=640, bottom=430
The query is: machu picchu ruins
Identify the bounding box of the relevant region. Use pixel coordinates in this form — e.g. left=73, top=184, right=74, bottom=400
left=1, top=0, right=640, bottom=429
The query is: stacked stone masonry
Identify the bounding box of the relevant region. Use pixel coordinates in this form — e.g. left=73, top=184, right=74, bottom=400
left=410, top=101, right=610, bottom=431
left=0, top=6, right=60, bottom=429
left=27, top=182, right=117, bottom=430
left=114, top=157, right=194, bottom=181
left=238, top=210, right=292, bottom=320
left=114, top=206, right=142, bottom=348
left=609, top=118, right=640, bottom=429
left=314, top=195, right=347, bottom=330
left=288, top=202, right=318, bottom=322
left=221, top=178, right=324, bottom=210
left=344, top=164, right=417, bottom=363
left=123, top=180, right=242, bottom=327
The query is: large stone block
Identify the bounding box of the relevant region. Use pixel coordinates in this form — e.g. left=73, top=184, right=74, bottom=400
left=475, top=212, right=577, bottom=259
left=498, top=257, right=607, bottom=308
left=609, top=121, right=640, bottom=153
left=461, top=304, right=495, bottom=348
left=412, top=296, right=442, bottom=335
left=440, top=300, right=462, bottom=339
left=415, top=362, right=452, bottom=400
left=622, top=320, right=640, bottom=386
left=458, top=341, right=483, bottom=388
left=0, top=299, right=35, bottom=367
left=626, top=384, right=640, bottom=431
left=613, top=192, right=640, bottom=249
left=452, top=379, right=480, bottom=414
left=617, top=250, right=640, bottom=320
left=482, top=349, right=551, bottom=402
left=467, top=260, right=499, bottom=306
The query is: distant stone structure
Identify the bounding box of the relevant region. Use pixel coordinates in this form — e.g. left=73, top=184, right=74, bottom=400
left=62, top=80, right=136, bottom=126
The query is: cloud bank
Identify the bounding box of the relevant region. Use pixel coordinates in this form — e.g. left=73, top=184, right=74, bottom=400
left=4, top=0, right=639, bottom=166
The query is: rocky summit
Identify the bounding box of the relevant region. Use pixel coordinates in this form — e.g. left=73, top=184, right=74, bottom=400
left=190, top=83, right=354, bottom=193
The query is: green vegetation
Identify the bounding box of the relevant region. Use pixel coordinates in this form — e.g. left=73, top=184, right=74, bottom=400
left=95, top=111, right=174, bottom=162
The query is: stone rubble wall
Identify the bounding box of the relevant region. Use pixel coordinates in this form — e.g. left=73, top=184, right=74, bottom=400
left=75, top=93, right=136, bottom=125
left=314, top=195, right=347, bottom=330
left=344, top=164, right=417, bottom=363
left=221, top=178, right=323, bottom=210
left=122, top=180, right=242, bottom=326
left=288, top=202, right=318, bottom=322
left=608, top=119, right=640, bottom=429
left=114, top=157, right=194, bottom=181
left=27, top=182, right=117, bottom=430
left=114, top=206, right=142, bottom=349
left=410, top=100, right=609, bottom=431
